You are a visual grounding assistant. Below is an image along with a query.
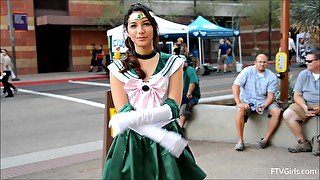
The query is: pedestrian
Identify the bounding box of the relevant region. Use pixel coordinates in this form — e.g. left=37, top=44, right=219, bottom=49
left=105, top=49, right=111, bottom=75
left=1, top=49, right=17, bottom=98
left=217, top=38, right=229, bottom=73
left=102, top=3, right=206, bottom=179
left=226, top=38, right=235, bottom=72
left=191, top=45, right=199, bottom=66
left=96, top=45, right=107, bottom=72
left=88, top=44, right=98, bottom=72
left=160, top=39, right=170, bottom=54
left=113, top=46, right=121, bottom=60
left=179, top=60, right=201, bottom=129
left=283, top=50, right=319, bottom=154
left=288, top=32, right=297, bottom=65
left=232, top=54, right=281, bottom=151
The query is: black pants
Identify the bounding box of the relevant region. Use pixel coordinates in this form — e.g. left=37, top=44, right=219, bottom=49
left=2, top=70, right=15, bottom=96
left=97, top=59, right=107, bottom=71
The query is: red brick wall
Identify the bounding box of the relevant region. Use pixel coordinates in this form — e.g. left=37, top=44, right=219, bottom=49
left=69, top=2, right=108, bottom=17
left=71, top=30, right=108, bottom=71
left=240, top=30, right=281, bottom=57
left=0, top=0, right=37, bottom=74
left=239, top=17, right=282, bottom=58
left=69, top=1, right=109, bottom=71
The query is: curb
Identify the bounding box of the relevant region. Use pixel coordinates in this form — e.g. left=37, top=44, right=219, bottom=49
left=8, top=75, right=107, bottom=87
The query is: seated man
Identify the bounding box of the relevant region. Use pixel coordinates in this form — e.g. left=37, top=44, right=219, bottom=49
left=179, top=60, right=201, bottom=129
left=283, top=50, right=320, bottom=153
left=232, top=54, right=281, bottom=151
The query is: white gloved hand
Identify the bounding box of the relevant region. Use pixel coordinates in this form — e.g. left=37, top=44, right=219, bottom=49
left=108, top=104, right=173, bottom=137
left=159, top=131, right=188, bottom=158
left=108, top=112, right=132, bottom=137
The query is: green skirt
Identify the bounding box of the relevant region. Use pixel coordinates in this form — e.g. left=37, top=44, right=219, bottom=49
left=102, top=121, right=206, bottom=180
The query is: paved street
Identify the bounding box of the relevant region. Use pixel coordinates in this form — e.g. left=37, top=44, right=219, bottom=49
left=1, top=63, right=315, bottom=179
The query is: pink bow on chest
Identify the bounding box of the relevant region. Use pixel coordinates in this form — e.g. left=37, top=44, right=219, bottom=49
left=124, top=75, right=166, bottom=109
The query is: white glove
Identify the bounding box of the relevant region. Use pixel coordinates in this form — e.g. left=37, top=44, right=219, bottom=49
left=159, top=131, right=188, bottom=158
left=108, top=104, right=172, bottom=137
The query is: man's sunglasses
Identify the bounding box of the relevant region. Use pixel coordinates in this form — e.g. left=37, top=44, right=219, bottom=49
left=305, top=59, right=318, bottom=63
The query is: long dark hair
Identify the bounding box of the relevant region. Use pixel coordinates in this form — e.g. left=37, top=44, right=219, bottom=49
left=1, top=49, right=12, bottom=59
left=120, top=3, right=159, bottom=79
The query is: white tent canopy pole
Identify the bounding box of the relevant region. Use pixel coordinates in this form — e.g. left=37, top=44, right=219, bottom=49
left=238, top=36, right=242, bottom=64
left=198, top=37, right=202, bottom=65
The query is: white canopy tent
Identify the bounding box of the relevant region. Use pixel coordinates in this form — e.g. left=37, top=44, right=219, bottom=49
left=107, top=15, right=188, bottom=53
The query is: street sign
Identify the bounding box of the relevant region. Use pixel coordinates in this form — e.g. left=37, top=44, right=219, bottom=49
left=275, top=52, right=287, bottom=73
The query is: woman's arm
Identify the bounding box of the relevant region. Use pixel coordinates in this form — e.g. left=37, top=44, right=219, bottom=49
left=109, top=73, right=128, bottom=111
left=167, top=65, right=183, bottom=106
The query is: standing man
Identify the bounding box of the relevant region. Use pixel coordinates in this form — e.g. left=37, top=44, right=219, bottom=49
left=232, top=54, right=281, bottom=151
left=288, top=32, right=297, bottom=64
left=96, top=45, right=107, bottom=72
left=88, top=44, right=98, bottom=72
left=283, top=50, right=320, bottom=153
left=217, top=39, right=229, bottom=73
left=179, top=60, right=201, bottom=129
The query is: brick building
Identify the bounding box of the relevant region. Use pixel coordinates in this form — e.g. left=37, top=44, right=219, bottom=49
left=1, top=0, right=281, bottom=75
left=1, top=0, right=109, bottom=74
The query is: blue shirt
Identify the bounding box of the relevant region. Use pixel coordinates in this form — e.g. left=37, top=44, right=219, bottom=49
left=234, top=65, right=278, bottom=110
left=219, top=44, right=229, bottom=55
left=294, top=69, right=320, bottom=105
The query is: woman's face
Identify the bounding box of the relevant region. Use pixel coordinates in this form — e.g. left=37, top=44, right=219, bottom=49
left=127, top=11, right=154, bottom=50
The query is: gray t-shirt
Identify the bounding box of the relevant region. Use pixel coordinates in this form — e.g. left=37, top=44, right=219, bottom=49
left=294, top=69, right=320, bottom=104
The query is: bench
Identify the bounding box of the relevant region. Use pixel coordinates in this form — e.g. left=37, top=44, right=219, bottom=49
left=185, top=96, right=319, bottom=148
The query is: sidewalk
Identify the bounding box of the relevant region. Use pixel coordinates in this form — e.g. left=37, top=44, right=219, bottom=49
left=10, top=140, right=319, bottom=179
left=6, top=71, right=107, bottom=87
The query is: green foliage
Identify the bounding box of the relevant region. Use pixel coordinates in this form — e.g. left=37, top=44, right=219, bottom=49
left=275, top=74, right=295, bottom=102
left=290, top=0, right=320, bottom=48
left=97, top=1, right=124, bottom=28
left=242, top=0, right=281, bottom=29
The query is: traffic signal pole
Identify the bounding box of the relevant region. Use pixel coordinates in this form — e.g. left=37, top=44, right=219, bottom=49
left=7, top=0, right=18, bottom=79
left=279, top=0, right=290, bottom=102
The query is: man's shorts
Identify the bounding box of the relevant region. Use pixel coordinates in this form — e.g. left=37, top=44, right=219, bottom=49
left=218, top=55, right=227, bottom=64
left=245, top=102, right=279, bottom=116
left=287, top=103, right=320, bottom=122
left=226, top=56, right=233, bottom=64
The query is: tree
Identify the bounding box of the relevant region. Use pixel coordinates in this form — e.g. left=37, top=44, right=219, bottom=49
left=290, top=0, right=320, bottom=48
left=97, top=0, right=125, bottom=28
left=241, top=0, right=281, bottom=49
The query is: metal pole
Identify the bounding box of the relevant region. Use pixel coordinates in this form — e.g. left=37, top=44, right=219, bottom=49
left=280, top=0, right=290, bottom=102
left=7, top=0, right=18, bottom=79
left=194, top=0, right=196, bottom=16
left=268, top=0, right=272, bottom=60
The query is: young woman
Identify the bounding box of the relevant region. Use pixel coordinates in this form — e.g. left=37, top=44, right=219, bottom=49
left=102, top=3, right=206, bottom=179
left=1, top=49, right=17, bottom=98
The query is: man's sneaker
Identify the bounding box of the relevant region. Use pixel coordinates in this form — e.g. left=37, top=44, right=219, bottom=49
left=5, top=94, right=14, bottom=98
left=288, top=140, right=312, bottom=153
left=11, top=78, right=20, bottom=81
left=14, top=88, right=18, bottom=94
left=257, top=138, right=269, bottom=149
left=234, top=142, right=245, bottom=151
left=311, top=135, right=320, bottom=156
